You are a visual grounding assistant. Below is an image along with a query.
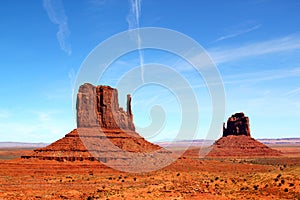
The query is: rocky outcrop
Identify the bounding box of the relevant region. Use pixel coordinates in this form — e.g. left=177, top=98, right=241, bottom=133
left=223, top=112, right=250, bottom=137
left=22, top=84, right=169, bottom=169
left=21, top=129, right=95, bottom=161
left=77, top=83, right=135, bottom=130
left=206, top=135, right=282, bottom=157
left=22, top=128, right=162, bottom=162
left=206, top=112, right=282, bottom=157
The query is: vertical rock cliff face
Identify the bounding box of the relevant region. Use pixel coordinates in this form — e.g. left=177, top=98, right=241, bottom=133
left=77, top=83, right=135, bottom=131
left=76, top=83, right=99, bottom=127
left=223, top=112, right=250, bottom=137
left=22, top=83, right=165, bottom=165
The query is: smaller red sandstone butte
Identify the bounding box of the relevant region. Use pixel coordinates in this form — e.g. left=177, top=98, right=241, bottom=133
left=207, top=112, right=282, bottom=157
left=223, top=112, right=250, bottom=137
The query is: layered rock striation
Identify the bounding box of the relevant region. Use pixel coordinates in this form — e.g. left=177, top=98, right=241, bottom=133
left=22, top=84, right=166, bottom=165
left=206, top=112, right=281, bottom=157
left=22, top=129, right=95, bottom=161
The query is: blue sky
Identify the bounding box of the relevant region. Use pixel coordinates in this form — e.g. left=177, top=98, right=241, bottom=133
left=0, top=0, right=299, bottom=142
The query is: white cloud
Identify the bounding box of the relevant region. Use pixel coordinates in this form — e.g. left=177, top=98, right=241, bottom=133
left=127, top=0, right=142, bottom=30
left=223, top=67, right=300, bottom=85
left=170, top=34, right=300, bottom=73
left=176, top=66, right=300, bottom=90
left=126, top=0, right=144, bottom=82
left=283, top=87, right=300, bottom=97
left=214, top=24, right=261, bottom=42
left=43, top=0, right=72, bottom=55
left=209, top=34, right=300, bottom=64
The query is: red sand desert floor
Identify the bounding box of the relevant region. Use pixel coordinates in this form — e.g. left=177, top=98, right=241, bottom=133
left=0, top=146, right=299, bottom=200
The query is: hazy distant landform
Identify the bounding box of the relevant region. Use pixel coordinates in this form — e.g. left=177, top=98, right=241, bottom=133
left=1, top=138, right=299, bottom=149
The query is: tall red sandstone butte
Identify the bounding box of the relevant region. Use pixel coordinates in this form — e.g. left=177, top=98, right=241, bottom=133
left=77, top=84, right=135, bottom=130
left=22, top=84, right=164, bottom=164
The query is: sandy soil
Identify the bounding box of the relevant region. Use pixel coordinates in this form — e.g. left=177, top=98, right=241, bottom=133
left=0, top=145, right=299, bottom=200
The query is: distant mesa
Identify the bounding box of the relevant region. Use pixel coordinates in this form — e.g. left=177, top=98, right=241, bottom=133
left=206, top=112, right=282, bottom=157
left=22, top=83, right=167, bottom=165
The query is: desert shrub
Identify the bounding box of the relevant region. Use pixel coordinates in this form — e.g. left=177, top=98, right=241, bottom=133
left=284, top=188, right=288, bottom=192
left=277, top=174, right=282, bottom=178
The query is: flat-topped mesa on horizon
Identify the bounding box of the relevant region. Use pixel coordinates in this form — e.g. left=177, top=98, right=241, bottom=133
left=77, top=83, right=135, bottom=130
left=223, top=112, right=250, bottom=137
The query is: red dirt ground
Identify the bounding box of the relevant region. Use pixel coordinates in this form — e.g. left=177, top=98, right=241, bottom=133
left=0, top=145, right=299, bottom=200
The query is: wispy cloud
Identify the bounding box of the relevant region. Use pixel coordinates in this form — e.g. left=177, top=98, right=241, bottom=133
left=222, top=67, right=300, bottom=85
left=43, top=0, right=72, bottom=55
left=210, top=34, right=300, bottom=64
left=127, top=0, right=142, bottom=30
left=126, top=0, right=145, bottom=82
left=173, top=67, right=300, bottom=89
left=284, top=87, right=300, bottom=97
left=214, top=24, right=261, bottom=42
